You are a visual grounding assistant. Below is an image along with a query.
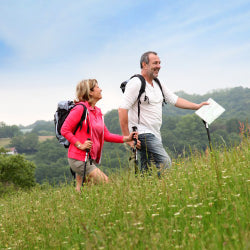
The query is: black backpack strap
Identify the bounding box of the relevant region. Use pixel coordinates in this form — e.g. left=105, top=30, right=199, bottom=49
left=73, top=103, right=89, bottom=135
left=154, top=78, right=166, bottom=104
left=130, top=74, right=146, bottom=123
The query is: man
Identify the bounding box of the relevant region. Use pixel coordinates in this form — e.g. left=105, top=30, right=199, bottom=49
left=118, top=51, right=208, bottom=174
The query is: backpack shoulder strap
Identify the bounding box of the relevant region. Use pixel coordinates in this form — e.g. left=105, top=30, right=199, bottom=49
left=130, top=74, right=146, bottom=123
left=130, top=74, right=146, bottom=100
left=73, top=103, right=89, bottom=134
left=154, top=78, right=166, bottom=104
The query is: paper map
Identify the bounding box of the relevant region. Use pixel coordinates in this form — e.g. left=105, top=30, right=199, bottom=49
left=195, top=98, right=225, bottom=125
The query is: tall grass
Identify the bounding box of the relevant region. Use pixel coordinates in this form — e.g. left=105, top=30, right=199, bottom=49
left=0, top=138, right=249, bottom=249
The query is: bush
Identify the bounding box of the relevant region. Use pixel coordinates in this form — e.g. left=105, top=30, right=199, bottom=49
left=0, top=154, right=36, bottom=191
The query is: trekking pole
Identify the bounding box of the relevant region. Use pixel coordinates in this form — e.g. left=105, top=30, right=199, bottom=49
left=202, top=120, right=212, bottom=151
left=132, top=126, right=139, bottom=175
left=83, top=138, right=91, bottom=184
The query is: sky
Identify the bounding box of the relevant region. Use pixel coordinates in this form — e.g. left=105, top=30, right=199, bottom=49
left=0, top=0, right=250, bottom=126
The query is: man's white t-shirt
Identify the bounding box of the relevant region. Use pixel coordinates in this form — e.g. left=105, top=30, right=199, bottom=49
left=119, top=77, right=178, bottom=141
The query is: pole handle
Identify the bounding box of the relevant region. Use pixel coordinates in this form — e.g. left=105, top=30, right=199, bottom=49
left=86, top=138, right=91, bottom=153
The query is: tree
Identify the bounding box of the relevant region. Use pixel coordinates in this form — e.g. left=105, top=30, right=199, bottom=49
left=10, top=133, right=39, bottom=154
left=34, top=138, right=72, bottom=184
left=0, top=122, right=21, bottom=138
left=0, top=154, right=36, bottom=189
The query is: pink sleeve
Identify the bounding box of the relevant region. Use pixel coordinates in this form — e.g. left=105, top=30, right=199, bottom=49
left=61, top=105, right=84, bottom=146
left=104, top=125, right=124, bottom=143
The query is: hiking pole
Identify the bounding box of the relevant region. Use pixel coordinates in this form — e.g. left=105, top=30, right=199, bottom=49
left=202, top=120, right=212, bottom=151
left=132, top=126, right=139, bottom=175
left=83, top=138, right=91, bottom=184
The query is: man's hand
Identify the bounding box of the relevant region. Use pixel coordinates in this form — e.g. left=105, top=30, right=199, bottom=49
left=196, top=101, right=210, bottom=109
left=126, top=140, right=141, bottom=149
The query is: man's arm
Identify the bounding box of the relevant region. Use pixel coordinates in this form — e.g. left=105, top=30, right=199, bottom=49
left=175, top=97, right=209, bottom=110
left=118, top=108, right=130, bottom=136
left=118, top=108, right=138, bottom=148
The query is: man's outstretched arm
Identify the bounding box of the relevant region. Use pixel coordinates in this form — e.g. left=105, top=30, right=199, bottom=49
left=175, top=97, right=209, bottom=110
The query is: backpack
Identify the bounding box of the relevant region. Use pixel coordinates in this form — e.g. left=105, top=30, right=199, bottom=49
left=120, top=74, right=166, bottom=122
left=54, top=101, right=89, bottom=148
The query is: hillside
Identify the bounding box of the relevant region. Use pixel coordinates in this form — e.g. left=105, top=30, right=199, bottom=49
left=1, top=139, right=249, bottom=249
left=163, top=86, right=250, bottom=120
left=16, top=86, right=249, bottom=132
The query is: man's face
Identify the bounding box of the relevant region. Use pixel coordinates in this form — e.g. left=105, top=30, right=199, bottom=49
left=145, top=53, right=161, bottom=79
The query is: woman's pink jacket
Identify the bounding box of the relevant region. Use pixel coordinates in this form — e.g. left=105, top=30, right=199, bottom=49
left=61, top=101, right=123, bottom=163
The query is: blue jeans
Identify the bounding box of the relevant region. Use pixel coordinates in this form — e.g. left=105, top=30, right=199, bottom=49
left=138, top=133, right=171, bottom=175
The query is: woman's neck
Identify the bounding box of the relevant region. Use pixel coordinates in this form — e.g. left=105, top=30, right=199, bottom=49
left=88, top=100, right=97, bottom=108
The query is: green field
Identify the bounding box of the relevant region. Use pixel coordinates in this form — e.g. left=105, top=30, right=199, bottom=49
left=0, top=136, right=54, bottom=149
left=0, top=138, right=249, bottom=249
left=0, top=138, right=10, bottom=148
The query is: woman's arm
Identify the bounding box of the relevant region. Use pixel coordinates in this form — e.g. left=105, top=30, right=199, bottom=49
left=103, top=125, right=137, bottom=143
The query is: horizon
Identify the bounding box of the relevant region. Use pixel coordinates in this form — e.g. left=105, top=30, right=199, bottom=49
left=2, top=85, right=248, bottom=127
left=1, top=1, right=250, bottom=126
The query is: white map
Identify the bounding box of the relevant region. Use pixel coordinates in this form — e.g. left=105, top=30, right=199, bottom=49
left=195, top=98, right=225, bottom=125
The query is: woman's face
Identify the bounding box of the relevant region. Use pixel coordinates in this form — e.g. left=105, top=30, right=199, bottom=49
left=90, top=83, right=102, bottom=101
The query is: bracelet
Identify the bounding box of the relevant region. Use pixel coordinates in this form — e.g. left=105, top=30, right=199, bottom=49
left=77, top=144, right=81, bottom=148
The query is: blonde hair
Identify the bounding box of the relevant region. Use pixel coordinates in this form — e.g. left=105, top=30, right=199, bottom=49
left=75, top=79, right=98, bottom=103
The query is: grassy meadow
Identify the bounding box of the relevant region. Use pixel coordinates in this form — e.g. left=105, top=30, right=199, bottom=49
left=0, top=138, right=249, bottom=249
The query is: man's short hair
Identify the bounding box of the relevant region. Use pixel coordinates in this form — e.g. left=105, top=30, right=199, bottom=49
left=140, top=51, right=158, bottom=69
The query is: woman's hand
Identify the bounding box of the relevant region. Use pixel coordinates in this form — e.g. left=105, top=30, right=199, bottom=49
left=75, top=140, right=93, bottom=151
left=123, top=131, right=138, bottom=142
left=123, top=132, right=141, bottom=149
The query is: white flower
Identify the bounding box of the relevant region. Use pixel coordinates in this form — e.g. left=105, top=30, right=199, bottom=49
left=152, top=214, right=159, bottom=217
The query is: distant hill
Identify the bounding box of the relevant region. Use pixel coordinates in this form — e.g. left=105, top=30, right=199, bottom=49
left=163, top=86, right=250, bottom=120
left=18, top=86, right=249, bottom=135
left=104, top=86, right=249, bottom=132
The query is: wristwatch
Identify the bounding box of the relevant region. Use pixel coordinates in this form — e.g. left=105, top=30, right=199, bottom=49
left=77, top=144, right=81, bottom=148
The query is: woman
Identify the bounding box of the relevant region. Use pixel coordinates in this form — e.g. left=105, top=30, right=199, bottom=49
left=61, top=79, right=136, bottom=192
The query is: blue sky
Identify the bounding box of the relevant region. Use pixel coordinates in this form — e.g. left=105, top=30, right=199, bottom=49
left=0, top=0, right=250, bottom=126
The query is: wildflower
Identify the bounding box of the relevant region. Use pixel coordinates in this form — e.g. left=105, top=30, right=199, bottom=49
left=152, top=214, right=159, bottom=218
left=133, top=222, right=142, bottom=226
left=196, top=215, right=203, bottom=219
left=170, top=205, right=177, bottom=207
left=125, top=211, right=133, bottom=214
